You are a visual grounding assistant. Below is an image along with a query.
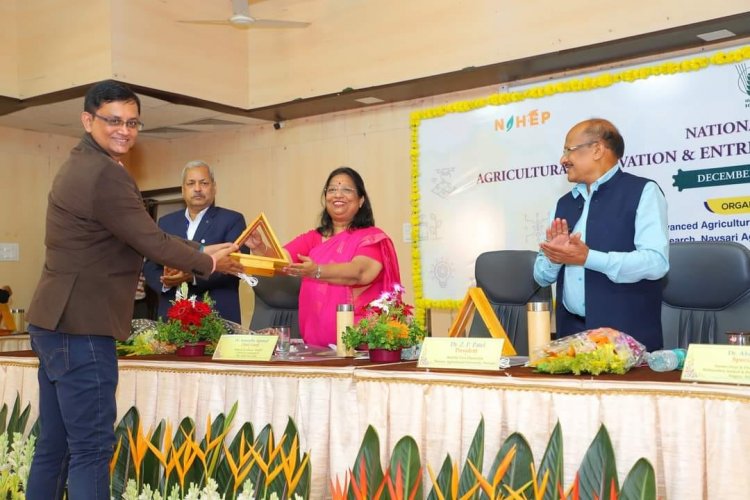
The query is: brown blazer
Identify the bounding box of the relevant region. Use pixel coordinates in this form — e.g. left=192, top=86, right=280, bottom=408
left=28, top=134, right=214, bottom=341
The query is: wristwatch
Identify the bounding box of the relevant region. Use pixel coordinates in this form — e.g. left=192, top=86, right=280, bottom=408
left=314, top=265, right=322, bottom=280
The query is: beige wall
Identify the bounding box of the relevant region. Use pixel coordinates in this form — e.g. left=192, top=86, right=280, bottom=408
left=110, top=0, right=250, bottom=107
left=0, top=126, right=78, bottom=312
left=15, top=0, right=113, bottom=98
left=0, top=1, right=19, bottom=97
left=2, top=1, right=748, bottom=107
left=246, top=0, right=750, bottom=107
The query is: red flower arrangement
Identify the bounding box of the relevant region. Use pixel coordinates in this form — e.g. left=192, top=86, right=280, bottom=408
left=155, top=283, right=226, bottom=349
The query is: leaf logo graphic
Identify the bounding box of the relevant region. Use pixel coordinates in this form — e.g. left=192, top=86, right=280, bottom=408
left=736, top=63, right=750, bottom=97
left=506, top=116, right=514, bottom=131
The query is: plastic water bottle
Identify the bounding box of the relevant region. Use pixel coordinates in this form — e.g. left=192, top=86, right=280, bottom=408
left=646, top=349, right=687, bottom=372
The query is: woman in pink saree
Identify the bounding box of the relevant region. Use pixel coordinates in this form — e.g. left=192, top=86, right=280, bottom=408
left=247, top=167, right=401, bottom=346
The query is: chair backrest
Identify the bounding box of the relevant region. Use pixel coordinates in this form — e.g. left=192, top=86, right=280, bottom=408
left=468, top=250, right=552, bottom=355
left=661, top=241, right=750, bottom=348
left=249, top=275, right=302, bottom=339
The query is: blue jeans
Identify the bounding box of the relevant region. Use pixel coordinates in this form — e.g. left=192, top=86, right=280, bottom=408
left=26, top=325, right=118, bottom=500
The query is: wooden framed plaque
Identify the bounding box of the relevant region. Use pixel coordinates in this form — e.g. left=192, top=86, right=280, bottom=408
left=447, top=287, right=517, bottom=356
left=0, top=303, right=15, bottom=334
left=231, top=213, right=290, bottom=276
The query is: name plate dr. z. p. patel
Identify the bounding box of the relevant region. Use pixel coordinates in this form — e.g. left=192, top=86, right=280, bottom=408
left=681, top=344, right=750, bottom=385
left=418, top=337, right=505, bottom=371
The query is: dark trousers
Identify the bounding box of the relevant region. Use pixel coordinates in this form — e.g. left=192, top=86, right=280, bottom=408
left=27, top=325, right=118, bottom=500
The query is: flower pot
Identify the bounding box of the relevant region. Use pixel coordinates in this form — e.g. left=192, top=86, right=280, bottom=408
left=368, top=348, right=402, bottom=363
left=175, top=341, right=207, bottom=357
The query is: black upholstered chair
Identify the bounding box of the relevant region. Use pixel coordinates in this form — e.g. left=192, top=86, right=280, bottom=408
left=249, top=275, right=302, bottom=339
left=661, top=241, right=750, bottom=349
left=468, top=250, right=552, bottom=355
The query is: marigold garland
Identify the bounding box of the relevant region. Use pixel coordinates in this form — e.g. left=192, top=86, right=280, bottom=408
left=409, top=45, right=750, bottom=323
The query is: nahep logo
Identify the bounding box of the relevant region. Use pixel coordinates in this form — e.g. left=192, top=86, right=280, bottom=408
left=495, top=109, right=550, bottom=132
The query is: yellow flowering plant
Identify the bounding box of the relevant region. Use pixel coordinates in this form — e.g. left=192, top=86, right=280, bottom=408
left=341, top=284, right=425, bottom=351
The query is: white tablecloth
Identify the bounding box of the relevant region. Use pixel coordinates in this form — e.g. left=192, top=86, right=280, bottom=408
left=2, top=355, right=749, bottom=499
left=0, top=334, right=30, bottom=352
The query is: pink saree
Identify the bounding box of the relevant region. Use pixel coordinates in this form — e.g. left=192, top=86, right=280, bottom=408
left=284, top=226, right=401, bottom=347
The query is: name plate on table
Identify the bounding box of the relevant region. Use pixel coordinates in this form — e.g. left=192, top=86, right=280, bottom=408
left=418, top=337, right=504, bottom=371
left=212, top=335, right=277, bottom=361
left=681, top=344, right=750, bottom=385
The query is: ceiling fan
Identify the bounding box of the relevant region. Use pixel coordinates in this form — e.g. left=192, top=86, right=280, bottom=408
left=179, top=0, right=310, bottom=29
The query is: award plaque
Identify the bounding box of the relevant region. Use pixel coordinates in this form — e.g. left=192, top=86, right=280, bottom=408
left=231, top=213, right=290, bottom=276
left=447, top=287, right=517, bottom=356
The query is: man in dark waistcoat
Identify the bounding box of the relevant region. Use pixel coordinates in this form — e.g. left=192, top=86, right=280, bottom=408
left=533, top=118, right=669, bottom=351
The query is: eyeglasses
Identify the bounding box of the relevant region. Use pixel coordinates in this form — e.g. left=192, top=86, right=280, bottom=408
left=92, top=113, right=144, bottom=131
left=325, top=186, right=357, bottom=196
left=562, top=141, right=597, bottom=156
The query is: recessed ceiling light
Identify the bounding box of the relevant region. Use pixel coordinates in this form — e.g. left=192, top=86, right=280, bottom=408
left=355, top=97, right=385, bottom=105
left=696, top=29, right=735, bottom=42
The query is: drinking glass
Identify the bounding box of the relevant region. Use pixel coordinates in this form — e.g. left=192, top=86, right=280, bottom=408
left=275, top=326, right=291, bottom=358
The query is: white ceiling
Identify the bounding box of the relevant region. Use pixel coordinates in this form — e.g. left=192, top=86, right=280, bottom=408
left=0, top=94, right=267, bottom=140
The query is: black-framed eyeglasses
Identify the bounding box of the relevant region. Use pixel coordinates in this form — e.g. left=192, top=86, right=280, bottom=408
left=92, top=113, right=144, bottom=131
left=562, top=141, right=597, bottom=156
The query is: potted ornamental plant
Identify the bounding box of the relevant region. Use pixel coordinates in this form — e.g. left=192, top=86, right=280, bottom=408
left=154, top=283, right=226, bottom=356
left=341, top=284, right=425, bottom=362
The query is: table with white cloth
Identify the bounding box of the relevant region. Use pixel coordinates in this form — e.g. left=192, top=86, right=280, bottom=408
left=1, top=351, right=749, bottom=499
left=0, top=333, right=30, bottom=352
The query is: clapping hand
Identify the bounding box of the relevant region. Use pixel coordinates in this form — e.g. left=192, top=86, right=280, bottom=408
left=539, top=218, right=589, bottom=265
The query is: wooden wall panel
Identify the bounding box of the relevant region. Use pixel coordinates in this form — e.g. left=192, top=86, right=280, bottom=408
left=110, top=0, right=250, bottom=107
left=0, top=126, right=78, bottom=311
left=245, top=0, right=750, bottom=107
left=0, top=1, right=19, bottom=97
left=16, top=0, right=112, bottom=98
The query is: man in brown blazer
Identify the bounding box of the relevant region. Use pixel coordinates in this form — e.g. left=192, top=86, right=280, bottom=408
left=25, top=80, right=244, bottom=500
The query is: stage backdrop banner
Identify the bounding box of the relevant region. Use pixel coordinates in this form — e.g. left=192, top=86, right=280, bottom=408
left=410, top=44, right=750, bottom=314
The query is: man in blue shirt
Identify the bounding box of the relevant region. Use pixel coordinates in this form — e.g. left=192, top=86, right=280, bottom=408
left=533, top=118, right=669, bottom=351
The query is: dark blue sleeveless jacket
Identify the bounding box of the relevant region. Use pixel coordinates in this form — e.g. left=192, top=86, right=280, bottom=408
left=554, top=169, right=664, bottom=351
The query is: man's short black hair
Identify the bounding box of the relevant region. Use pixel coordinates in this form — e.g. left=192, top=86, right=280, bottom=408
left=83, top=80, right=141, bottom=114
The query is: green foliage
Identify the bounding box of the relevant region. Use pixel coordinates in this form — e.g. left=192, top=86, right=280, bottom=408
left=620, top=458, right=657, bottom=500
left=109, top=403, right=311, bottom=499
left=537, top=422, right=564, bottom=500
left=534, top=343, right=630, bottom=375
left=341, top=285, right=425, bottom=351
left=418, top=420, right=655, bottom=500
left=0, top=393, right=31, bottom=443
left=495, top=433, right=533, bottom=496
left=155, top=291, right=227, bottom=348
left=0, top=394, right=35, bottom=498
left=578, top=425, right=619, bottom=500
left=458, top=417, right=484, bottom=497
left=342, top=318, right=424, bottom=351
left=390, top=436, right=423, bottom=499
left=349, top=426, right=384, bottom=499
